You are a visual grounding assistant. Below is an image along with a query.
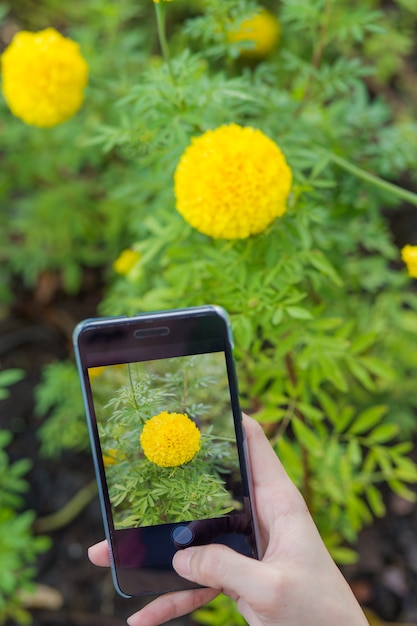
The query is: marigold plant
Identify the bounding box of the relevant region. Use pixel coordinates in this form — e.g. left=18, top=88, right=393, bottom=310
left=174, top=123, right=292, bottom=239
left=1, top=27, right=88, bottom=128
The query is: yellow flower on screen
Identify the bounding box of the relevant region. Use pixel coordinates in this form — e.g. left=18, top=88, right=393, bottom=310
left=140, top=411, right=201, bottom=467
left=103, top=449, right=123, bottom=468
left=401, top=245, right=417, bottom=279
left=229, top=9, right=281, bottom=59
left=88, top=366, right=106, bottom=380
left=1, top=27, right=88, bottom=128
left=113, top=249, right=141, bottom=276
left=174, top=123, right=292, bottom=239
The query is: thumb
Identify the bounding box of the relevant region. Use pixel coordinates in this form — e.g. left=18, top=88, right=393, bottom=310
left=173, top=544, right=265, bottom=598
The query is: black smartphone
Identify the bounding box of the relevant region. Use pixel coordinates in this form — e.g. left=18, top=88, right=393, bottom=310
left=73, top=305, right=260, bottom=598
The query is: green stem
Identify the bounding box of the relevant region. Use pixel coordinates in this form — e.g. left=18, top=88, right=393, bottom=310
left=208, top=434, right=236, bottom=442
left=34, top=480, right=98, bottom=533
left=294, top=0, right=332, bottom=115
left=154, top=2, right=176, bottom=84
left=323, top=150, right=417, bottom=207
left=128, top=362, right=139, bottom=411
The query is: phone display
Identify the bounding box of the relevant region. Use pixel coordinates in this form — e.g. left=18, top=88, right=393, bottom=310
left=73, top=306, right=260, bottom=597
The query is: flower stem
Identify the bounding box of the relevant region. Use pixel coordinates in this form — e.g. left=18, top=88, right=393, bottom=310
left=128, top=362, right=139, bottom=411
left=154, top=2, right=176, bottom=84
left=34, top=480, right=98, bottom=532
left=323, top=150, right=417, bottom=207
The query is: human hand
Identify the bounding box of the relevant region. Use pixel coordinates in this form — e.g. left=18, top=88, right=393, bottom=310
left=88, top=414, right=369, bottom=626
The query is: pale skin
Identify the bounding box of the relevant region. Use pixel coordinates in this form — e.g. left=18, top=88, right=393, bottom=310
left=88, top=415, right=369, bottom=626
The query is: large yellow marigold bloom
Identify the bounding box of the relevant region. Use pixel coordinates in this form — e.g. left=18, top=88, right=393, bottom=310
left=401, top=245, right=417, bottom=279
left=229, top=10, right=281, bottom=59
left=140, top=411, right=201, bottom=467
left=1, top=27, right=88, bottom=128
left=174, top=123, right=292, bottom=239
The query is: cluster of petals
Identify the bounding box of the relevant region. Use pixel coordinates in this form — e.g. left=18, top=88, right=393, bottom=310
left=140, top=411, right=201, bottom=467
left=174, top=123, right=292, bottom=239
left=401, top=245, right=417, bottom=279
left=1, top=27, right=88, bottom=128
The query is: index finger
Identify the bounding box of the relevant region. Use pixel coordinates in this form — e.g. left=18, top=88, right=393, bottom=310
left=243, top=414, right=307, bottom=518
left=88, top=539, right=110, bottom=567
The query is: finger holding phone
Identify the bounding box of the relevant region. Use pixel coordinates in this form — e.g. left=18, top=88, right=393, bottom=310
left=89, top=414, right=369, bottom=626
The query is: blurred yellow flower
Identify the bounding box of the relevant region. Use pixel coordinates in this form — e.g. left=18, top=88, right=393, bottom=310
left=153, top=0, right=174, bottom=3
left=229, top=9, right=281, bottom=59
left=174, top=123, right=292, bottom=239
left=103, top=449, right=123, bottom=468
left=88, top=366, right=106, bottom=380
left=401, top=245, right=417, bottom=279
left=113, top=249, right=141, bottom=275
left=140, top=411, right=201, bottom=467
left=1, top=27, right=88, bottom=128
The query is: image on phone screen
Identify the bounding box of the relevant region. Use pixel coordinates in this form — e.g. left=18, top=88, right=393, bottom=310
left=88, top=352, right=245, bottom=532
left=76, top=307, right=259, bottom=596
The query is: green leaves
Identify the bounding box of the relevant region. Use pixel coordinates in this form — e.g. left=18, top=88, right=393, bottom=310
left=0, top=370, right=24, bottom=401
left=347, top=405, right=387, bottom=435
left=0, top=432, right=50, bottom=624
left=36, top=362, right=87, bottom=458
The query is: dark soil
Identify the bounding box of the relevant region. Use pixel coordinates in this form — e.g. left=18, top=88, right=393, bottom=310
left=1, top=273, right=417, bottom=625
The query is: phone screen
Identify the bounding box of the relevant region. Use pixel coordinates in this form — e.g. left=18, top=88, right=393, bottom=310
left=75, top=307, right=259, bottom=597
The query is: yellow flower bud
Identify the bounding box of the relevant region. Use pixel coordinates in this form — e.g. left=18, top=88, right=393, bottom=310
left=103, top=449, right=123, bottom=468
left=113, top=249, right=141, bottom=276
left=401, top=245, right=417, bottom=279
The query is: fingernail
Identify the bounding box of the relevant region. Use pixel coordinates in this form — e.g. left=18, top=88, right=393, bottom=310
left=173, top=547, right=195, bottom=577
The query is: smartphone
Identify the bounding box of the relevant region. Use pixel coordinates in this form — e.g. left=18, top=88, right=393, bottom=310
left=73, top=305, right=260, bottom=598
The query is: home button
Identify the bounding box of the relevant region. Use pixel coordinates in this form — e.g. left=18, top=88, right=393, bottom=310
left=172, top=525, right=194, bottom=546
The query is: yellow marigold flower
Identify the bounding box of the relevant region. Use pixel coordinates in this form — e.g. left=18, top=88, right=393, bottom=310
left=174, top=123, right=292, bottom=239
left=140, top=411, right=201, bottom=468
left=401, top=245, right=417, bottom=279
left=229, top=9, right=281, bottom=59
left=113, top=249, right=141, bottom=275
left=1, top=27, right=88, bottom=128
